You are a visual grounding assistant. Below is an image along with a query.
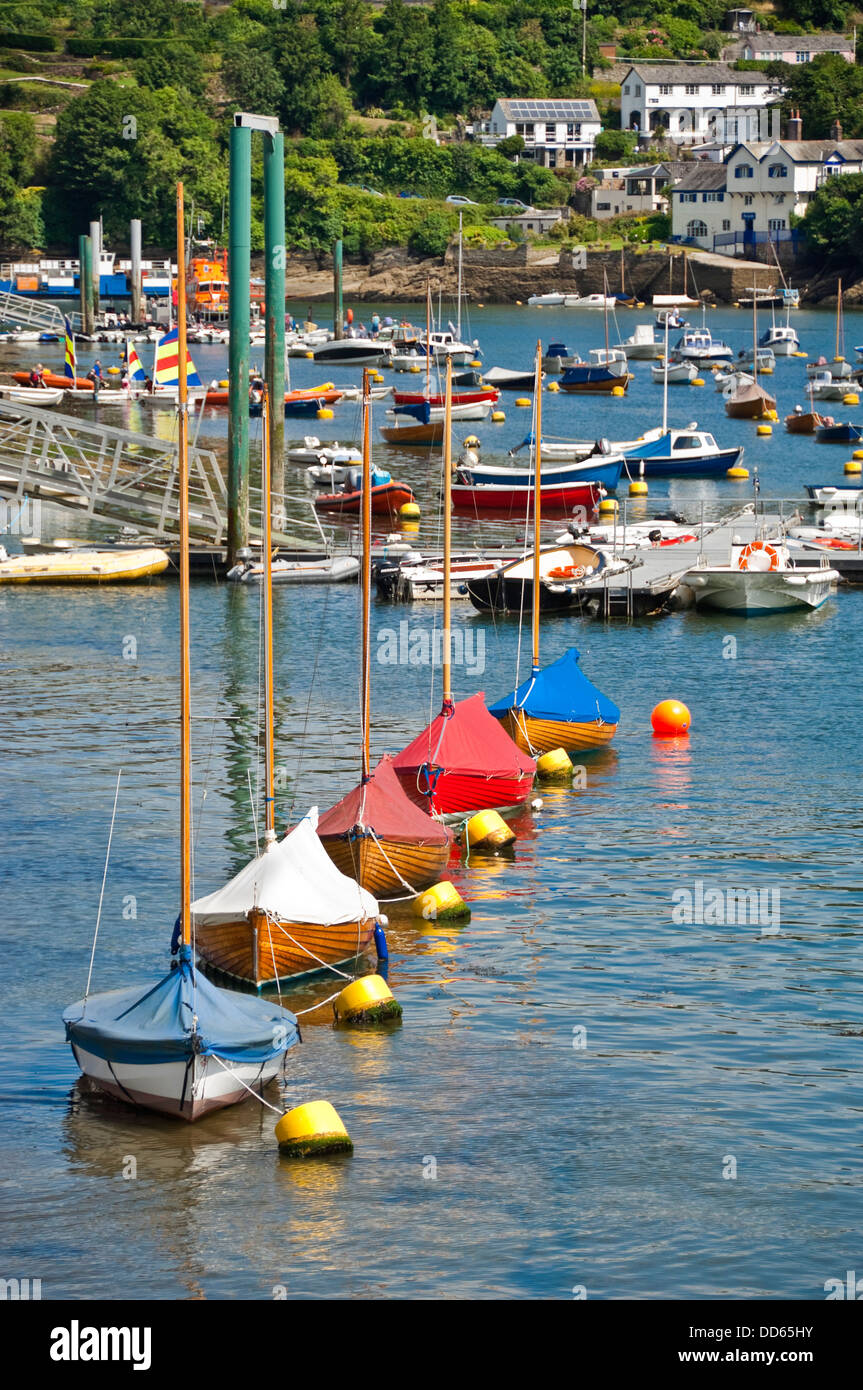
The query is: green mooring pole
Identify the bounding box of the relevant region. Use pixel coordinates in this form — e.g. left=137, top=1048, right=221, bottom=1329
left=80, top=234, right=94, bottom=337
left=228, top=123, right=252, bottom=564
left=264, top=131, right=286, bottom=524
left=333, top=239, right=343, bottom=340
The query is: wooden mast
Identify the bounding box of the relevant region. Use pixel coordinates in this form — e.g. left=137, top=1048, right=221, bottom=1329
left=176, top=182, right=192, bottom=949
left=261, top=381, right=276, bottom=836
left=443, top=355, right=453, bottom=711
left=532, top=340, right=541, bottom=673
left=836, top=278, right=843, bottom=360
left=361, top=368, right=372, bottom=781
left=426, top=281, right=432, bottom=399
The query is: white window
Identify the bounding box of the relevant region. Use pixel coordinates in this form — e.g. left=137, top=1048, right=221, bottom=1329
left=545, top=124, right=555, bottom=143
left=796, top=51, right=810, bottom=63
left=734, top=165, right=754, bottom=179
left=703, top=192, right=724, bottom=202
left=739, top=84, right=755, bottom=96
left=686, top=219, right=708, bottom=238
left=768, top=163, right=787, bottom=178
left=768, top=218, right=786, bottom=230
left=680, top=192, right=698, bottom=203
left=722, top=219, right=731, bottom=231
left=660, top=84, right=672, bottom=95
left=635, top=85, right=641, bottom=96
left=711, top=85, right=725, bottom=95
left=623, top=85, right=630, bottom=95
left=744, top=194, right=753, bottom=205
left=685, top=85, right=699, bottom=95
left=773, top=193, right=785, bottom=204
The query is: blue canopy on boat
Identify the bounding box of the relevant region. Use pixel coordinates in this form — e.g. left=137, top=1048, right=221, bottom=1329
left=392, top=402, right=432, bottom=423
left=63, top=946, right=299, bottom=1067
left=623, top=431, right=676, bottom=460
left=488, top=647, right=620, bottom=725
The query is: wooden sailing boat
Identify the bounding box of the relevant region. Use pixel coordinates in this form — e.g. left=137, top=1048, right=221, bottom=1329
left=393, top=358, right=536, bottom=816
left=488, top=343, right=620, bottom=756
left=725, top=294, right=776, bottom=421
left=192, top=381, right=379, bottom=988
left=318, top=372, right=451, bottom=897
left=380, top=283, right=445, bottom=445
left=785, top=378, right=828, bottom=435
left=62, top=184, right=300, bottom=1118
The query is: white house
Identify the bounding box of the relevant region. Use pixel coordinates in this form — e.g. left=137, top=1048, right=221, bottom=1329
left=670, top=133, right=863, bottom=253
left=620, top=64, right=779, bottom=146
left=480, top=98, right=601, bottom=167
left=588, top=162, right=683, bottom=219
left=729, top=34, right=856, bottom=64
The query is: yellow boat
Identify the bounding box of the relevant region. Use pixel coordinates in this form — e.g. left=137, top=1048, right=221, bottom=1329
left=0, top=547, right=170, bottom=583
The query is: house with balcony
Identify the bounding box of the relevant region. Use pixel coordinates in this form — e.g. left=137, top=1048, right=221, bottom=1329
left=724, top=33, right=856, bottom=64
left=670, top=128, right=863, bottom=254
left=587, top=162, right=686, bottom=219
left=480, top=98, right=601, bottom=167
left=620, top=64, right=779, bottom=146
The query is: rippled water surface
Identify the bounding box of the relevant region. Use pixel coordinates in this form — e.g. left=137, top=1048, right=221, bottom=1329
left=1, top=303, right=862, bottom=1300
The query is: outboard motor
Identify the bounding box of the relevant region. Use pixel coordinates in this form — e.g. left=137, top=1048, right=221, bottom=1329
left=346, top=466, right=362, bottom=493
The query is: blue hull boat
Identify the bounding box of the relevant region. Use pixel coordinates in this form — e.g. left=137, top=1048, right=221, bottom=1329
left=816, top=423, right=863, bottom=444
left=456, top=455, right=624, bottom=491
left=623, top=428, right=742, bottom=478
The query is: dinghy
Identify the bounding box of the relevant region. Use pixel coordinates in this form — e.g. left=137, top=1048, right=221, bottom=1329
left=0, top=546, right=170, bottom=583
left=315, top=477, right=414, bottom=516
left=0, top=385, right=63, bottom=406
left=482, top=366, right=542, bottom=390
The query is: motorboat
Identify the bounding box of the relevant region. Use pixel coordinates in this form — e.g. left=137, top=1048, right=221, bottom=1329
left=450, top=476, right=606, bottom=517
left=808, top=370, right=856, bottom=402
left=527, top=292, right=567, bottom=307
left=758, top=324, right=799, bottom=356
left=560, top=349, right=629, bottom=394
left=307, top=462, right=392, bottom=489
left=564, top=293, right=618, bottom=310
left=685, top=539, right=838, bottom=614
left=736, top=347, right=776, bottom=372
left=287, top=437, right=362, bottom=467
left=541, top=342, right=577, bottom=372
left=803, top=482, right=863, bottom=509
left=674, top=328, right=733, bottom=363
left=455, top=448, right=624, bottom=493
left=310, top=337, right=391, bottom=366
left=624, top=427, right=743, bottom=478
left=465, top=541, right=613, bottom=613
left=806, top=354, right=855, bottom=381
left=418, top=329, right=480, bottom=365
left=509, top=425, right=665, bottom=463
left=617, top=324, right=663, bottom=360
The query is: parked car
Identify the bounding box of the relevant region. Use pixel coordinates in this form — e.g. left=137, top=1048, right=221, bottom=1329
left=345, top=183, right=385, bottom=197
left=446, top=195, right=479, bottom=206
left=497, top=198, right=535, bottom=212
left=398, top=191, right=424, bottom=199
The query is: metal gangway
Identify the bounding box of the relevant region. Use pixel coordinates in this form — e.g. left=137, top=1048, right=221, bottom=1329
left=0, top=399, right=325, bottom=550
left=0, top=290, right=79, bottom=335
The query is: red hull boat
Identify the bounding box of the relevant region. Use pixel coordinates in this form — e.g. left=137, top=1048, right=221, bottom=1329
left=451, top=478, right=604, bottom=516
left=315, top=480, right=414, bottom=516
left=393, top=693, right=535, bottom=817
left=392, top=388, right=499, bottom=407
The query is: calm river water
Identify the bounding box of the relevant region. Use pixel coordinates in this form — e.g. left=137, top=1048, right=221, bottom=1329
left=1, top=300, right=861, bottom=1299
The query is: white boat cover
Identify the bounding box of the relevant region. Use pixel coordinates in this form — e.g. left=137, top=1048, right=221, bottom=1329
left=192, top=808, right=378, bottom=926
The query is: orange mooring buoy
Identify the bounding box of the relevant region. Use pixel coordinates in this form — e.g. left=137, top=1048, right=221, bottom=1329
left=651, top=699, right=691, bottom=737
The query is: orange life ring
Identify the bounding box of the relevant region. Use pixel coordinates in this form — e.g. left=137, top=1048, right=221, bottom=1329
left=738, top=541, right=779, bottom=571
left=547, top=564, right=585, bottom=581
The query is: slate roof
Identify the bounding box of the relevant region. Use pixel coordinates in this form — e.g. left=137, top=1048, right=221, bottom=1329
left=624, top=63, right=770, bottom=86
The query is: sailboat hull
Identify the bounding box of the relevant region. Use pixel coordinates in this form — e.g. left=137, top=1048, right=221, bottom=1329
left=69, top=1043, right=284, bottom=1122
left=195, top=912, right=375, bottom=989
left=321, top=833, right=450, bottom=899
left=497, top=709, right=618, bottom=755
left=395, top=768, right=533, bottom=818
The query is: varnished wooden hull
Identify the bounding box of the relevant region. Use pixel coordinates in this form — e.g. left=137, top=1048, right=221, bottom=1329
left=320, top=832, right=450, bottom=899
left=195, top=910, right=375, bottom=988
left=498, top=709, right=618, bottom=755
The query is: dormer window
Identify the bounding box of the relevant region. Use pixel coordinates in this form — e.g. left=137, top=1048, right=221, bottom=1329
left=768, top=163, right=787, bottom=178
left=734, top=165, right=754, bottom=179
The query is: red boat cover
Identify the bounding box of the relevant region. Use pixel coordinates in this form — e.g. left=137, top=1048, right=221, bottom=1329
left=393, top=693, right=536, bottom=782
left=317, top=754, right=450, bottom=845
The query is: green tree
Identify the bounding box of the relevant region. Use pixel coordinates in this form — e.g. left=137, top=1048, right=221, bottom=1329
left=593, top=129, right=638, bottom=163
left=805, top=171, right=863, bottom=265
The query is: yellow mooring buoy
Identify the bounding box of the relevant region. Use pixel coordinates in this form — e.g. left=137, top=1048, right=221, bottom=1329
left=413, top=881, right=470, bottom=921
left=465, top=808, right=515, bottom=851
left=536, top=748, right=574, bottom=782
left=629, top=479, right=648, bottom=497
left=333, top=974, right=402, bottom=1025
left=275, top=1100, right=353, bottom=1158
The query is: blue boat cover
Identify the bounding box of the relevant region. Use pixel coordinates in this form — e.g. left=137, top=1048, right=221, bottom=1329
left=623, top=431, right=675, bottom=460
left=63, top=946, right=299, bottom=1066
left=488, top=647, right=620, bottom=725
left=393, top=402, right=432, bottom=423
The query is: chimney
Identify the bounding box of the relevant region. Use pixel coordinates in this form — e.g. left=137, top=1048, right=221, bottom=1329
left=786, top=108, right=802, bottom=141
left=831, top=118, right=843, bottom=142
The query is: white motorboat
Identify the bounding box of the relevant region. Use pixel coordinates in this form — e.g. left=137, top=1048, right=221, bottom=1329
left=808, top=370, right=856, bottom=402
left=380, top=546, right=524, bottom=602
left=674, top=328, right=733, bottom=363
left=311, top=337, right=390, bottom=366
left=802, top=483, right=863, bottom=511
left=585, top=347, right=628, bottom=378
left=565, top=293, right=618, bottom=310
left=807, top=355, right=855, bottom=381
left=736, top=347, right=776, bottom=372
left=287, top=437, right=362, bottom=467
left=685, top=539, right=838, bottom=614
left=527, top=292, right=567, bottom=307
left=650, top=356, right=698, bottom=384
left=509, top=425, right=664, bottom=463
left=617, top=324, right=663, bottom=360
left=758, top=324, right=799, bottom=356
left=542, top=342, right=577, bottom=372
left=419, top=329, right=479, bottom=365
left=227, top=554, right=360, bottom=584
